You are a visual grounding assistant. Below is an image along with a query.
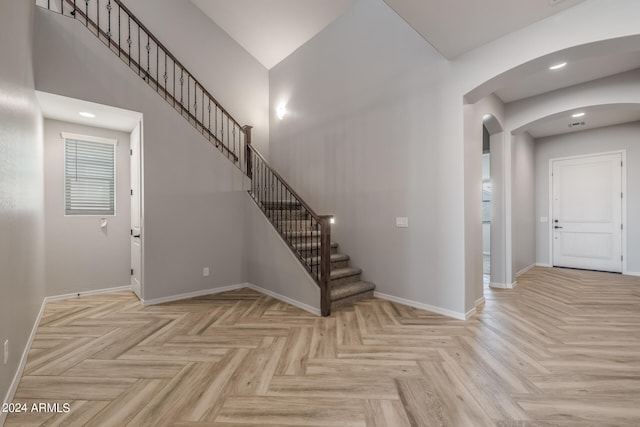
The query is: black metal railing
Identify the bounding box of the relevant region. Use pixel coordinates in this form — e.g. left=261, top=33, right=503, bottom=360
left=245, top=132, right=332, bottom=316
left=38, top=0, right=246, bottom=170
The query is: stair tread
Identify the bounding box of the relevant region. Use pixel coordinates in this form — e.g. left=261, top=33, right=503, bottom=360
left=331, top=281, right=376, bottom=301
left=330, top=267, right=362, bottom=280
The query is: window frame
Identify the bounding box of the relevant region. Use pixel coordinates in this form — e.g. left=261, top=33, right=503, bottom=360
left=61, top=132, right=118, bottom=217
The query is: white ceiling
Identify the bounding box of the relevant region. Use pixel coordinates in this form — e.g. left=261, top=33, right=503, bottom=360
left=382, top=0, right=587, bottom=59
left=518, top=104, right=640, bottom=139
left=36, top=92, right=142, bottom=132
left=191, top=0, right=358, bottom=69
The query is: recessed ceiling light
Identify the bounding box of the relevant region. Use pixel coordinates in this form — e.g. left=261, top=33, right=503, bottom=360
left=549, top=62, right=567, bottom=70
left=79, top=111, right=96, bottom=118
left=572, top=112, right=585, bottom=118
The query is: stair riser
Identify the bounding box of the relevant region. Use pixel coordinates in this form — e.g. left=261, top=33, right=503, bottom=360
left=261, top=202, right=302, bottom=210
left=330, top=272, right=362, bottom=288
left=276, top=221, right=315, bottom=230
left=266, top=210, right=309, bottom=220
left=296, top=246, right=338, bottom=258
left=331, top=290, right=374, bottom=309
left=331, top=259, right=350, bottom=270
left=286, top=234, right=321, bottom=244
left=308, top=259, right=350, bottom=270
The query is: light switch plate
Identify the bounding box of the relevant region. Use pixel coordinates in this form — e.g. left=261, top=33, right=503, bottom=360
left=396, top=217, right=409, bottom=228
left=540, top=216, right=548, bottom=223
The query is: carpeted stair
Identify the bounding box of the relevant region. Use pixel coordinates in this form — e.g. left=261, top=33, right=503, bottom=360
left=261, top=200, right=375, bottom=311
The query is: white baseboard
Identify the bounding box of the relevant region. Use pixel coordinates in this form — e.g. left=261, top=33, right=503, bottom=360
left=536, top=263, right=553, bottom=268
left=515, top=263, right=536, bottom=278
left=1, top=298, right=47, bottom=426
left=475, top=296, right=486, bottom=307
left=246, top=283, right=321, bottom=316
left=45, top=285, right=132, bottom=303
left=373, top=291, right=469, bottom=320
left=489, top=281, right=518, bottom=289
left=142, top=283, right=246, bottom=306
left=626, top=271, right=640, bottom=277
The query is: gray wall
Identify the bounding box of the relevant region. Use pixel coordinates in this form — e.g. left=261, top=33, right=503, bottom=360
left=512, top=132, right=536, bottom=276
left=0, top=0, right=46, bottom=410
left=268, top=0, right=464, bottom=314
left=244, top=195, right=320, bottom=312
left=43, top=120, right=131, bottom=296
left=535, top=122, right=640, bottom=274
left=34, top=8, right=249, bottom=301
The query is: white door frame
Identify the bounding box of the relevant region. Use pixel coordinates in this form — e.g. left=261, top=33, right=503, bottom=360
left=130, top=120, right=144, bottom=299
left=548, top=150, right=627, bottom=274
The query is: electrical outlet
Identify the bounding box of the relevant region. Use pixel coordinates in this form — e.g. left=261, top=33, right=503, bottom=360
left=396, top=217, right=409, bottom=228
left=203, top=267, right=210, bottom=277
left=4, top=340, right=8, bottom=365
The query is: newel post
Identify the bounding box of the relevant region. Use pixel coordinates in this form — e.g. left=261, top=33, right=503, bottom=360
left=319, top=215, right=333, bottom=317
left=242, top=125, right=253, bottom=179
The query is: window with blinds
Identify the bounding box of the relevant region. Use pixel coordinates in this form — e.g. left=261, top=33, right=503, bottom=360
left=64, top=137, right=116, bottom=215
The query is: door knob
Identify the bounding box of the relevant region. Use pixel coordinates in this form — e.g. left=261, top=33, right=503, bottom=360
left=554, top=226, right=563, bottom=229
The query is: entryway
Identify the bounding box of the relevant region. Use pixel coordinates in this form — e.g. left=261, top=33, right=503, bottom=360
left=550, top=151, right=625, bottom=273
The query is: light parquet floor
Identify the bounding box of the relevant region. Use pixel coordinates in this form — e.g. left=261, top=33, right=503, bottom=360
left=5, top=267, right=640, bottom=426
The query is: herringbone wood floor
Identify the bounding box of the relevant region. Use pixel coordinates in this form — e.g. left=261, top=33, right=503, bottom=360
left=5, top=267, right=640, bottom=426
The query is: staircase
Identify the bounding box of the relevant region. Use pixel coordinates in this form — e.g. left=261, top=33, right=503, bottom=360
left=39, top=0, right=375, bottom=315
left=261, top=201, right=376, bottom=310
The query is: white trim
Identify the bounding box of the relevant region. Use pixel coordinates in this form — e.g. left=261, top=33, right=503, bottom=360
left=373, top=291, right=469, bottom=320
left=45, top=285, right=132, bottom=303
left=60, top=131, right=118, bottom=145
left=489, top=281, right=517, bottom=289
left=536, top=263, right=552, bottom=268
left=246, top=283, right=321, bottom=316
left=515, top=263, right=535, bottom=278
left=626, top=271, right=640, bottom=277
left=142, top=283, right=246, bottom=306
left=1, top=299, right=47, bottom=426
left=475, top=296, right=486, bottom=307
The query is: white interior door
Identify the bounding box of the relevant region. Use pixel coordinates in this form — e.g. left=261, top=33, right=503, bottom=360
left=130, top=121, right=142, bottom=298
left=551, top=152, right=622, bottom=273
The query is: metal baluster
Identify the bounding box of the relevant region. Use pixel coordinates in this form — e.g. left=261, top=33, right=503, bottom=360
left=201, top=90, right=205, bottom=132
left=96, top=0, right=99, bottom=37
left=163, top=54, right=167, bottom=99
left=60, top=0, right=63, bottom=15
left=215, top=105, right=218, bottom=148
left=221, top=113, right=225, bottom=157
left=117, top=4, right=120, bottom=57
left=106, top=0, right=111, bottom=48
left=232, top=126, right=236, bottom=163
left=172, top=62, right=176, bottom=107
left=156, top=44, right=159, bottom=91
left=207, top=99, right=211, bottom=140
left=137, top=25, right=141, bottom=76
left=85, top=0, right=89, bottom=26
left=187, top=75, right=190, bottom=116
left=146, top=34, right=150, bottom=81
left=180, top=68, right=184, bottom=106
left=127, top=16, right=131, bottom=66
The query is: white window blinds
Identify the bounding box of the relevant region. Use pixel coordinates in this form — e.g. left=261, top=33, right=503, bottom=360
left=64, top=138, right=116, bottom=215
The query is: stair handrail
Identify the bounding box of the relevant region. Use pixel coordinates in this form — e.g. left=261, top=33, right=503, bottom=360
left=41, top=0, right=246, bottom=168
left=245, top=128, right=333, bottom=316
